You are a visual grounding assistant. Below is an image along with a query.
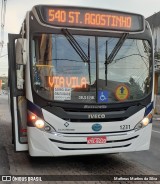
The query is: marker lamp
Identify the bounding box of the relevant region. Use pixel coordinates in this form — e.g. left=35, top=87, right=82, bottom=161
left=134, top=113, right=152, bottom=131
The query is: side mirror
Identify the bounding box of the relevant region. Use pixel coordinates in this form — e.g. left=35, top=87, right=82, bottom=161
left=16, top=38, right=27, bottom=65
left=16, top=64, right=25, bottom=90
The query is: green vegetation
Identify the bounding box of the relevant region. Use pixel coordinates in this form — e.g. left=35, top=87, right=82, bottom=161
left=129, top=77, right=144, bottom=99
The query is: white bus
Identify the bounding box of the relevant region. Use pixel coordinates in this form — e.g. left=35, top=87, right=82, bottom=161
left=8, top=5, right=154, bottom=156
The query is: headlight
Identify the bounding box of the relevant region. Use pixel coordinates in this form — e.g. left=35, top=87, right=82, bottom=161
left=35, top=119, right=45, bottom=129
left=28, top=111, right=56, bottom=133
left=134, top=113, right=152, bottom=131
left=141, top=117, right=150, bottom=126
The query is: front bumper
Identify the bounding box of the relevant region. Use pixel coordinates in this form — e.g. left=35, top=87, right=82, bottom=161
left=28, top=124, right=152, bottom=157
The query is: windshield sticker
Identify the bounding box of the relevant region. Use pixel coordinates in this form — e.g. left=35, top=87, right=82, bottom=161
left=79, top=95, right=95, bottom=100
left=115, top=84, right=130, bottom=101
left=54, top=88, right=71, bottom=101
left=98, top=90, right=108, bottom=103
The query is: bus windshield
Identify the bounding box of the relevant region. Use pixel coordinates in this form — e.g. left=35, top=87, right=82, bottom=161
left=31, top=33, right=152, bottom=104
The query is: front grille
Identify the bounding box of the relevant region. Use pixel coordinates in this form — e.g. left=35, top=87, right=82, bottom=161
left=64, top=117, right=127, bottom=122
left=49, top=135, right=138, bottom=151
left=43, top=105, right=144, bottom=123
left=49, top=135, right=138, bottom=144
left=63, top=107, right=128, bottom=112
left=58, top=144, right=131, bottom=150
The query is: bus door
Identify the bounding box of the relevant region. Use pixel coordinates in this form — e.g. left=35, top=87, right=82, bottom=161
left=8, top=34, right=28, bottom=151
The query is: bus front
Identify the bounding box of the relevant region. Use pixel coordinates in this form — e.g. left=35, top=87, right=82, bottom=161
left=27, top=5, right=153, bottom=156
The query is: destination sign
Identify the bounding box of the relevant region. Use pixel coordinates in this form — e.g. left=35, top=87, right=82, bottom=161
left=48, top=76, right=87, bottom=88
left=36, top=6, right=145, bottom=32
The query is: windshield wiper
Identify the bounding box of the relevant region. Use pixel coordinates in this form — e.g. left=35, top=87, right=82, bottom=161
left=107, top=33, right=128, bottom=63
left=62, top=29, right=91, bottom=87
left=104, top=41, right=108, bottom=85
left=62, top=29, right=89, bottom=63
left=104, top=33, right=128, bottom=85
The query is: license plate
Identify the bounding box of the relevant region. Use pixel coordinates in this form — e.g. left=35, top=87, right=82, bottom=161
left=87, top=136, right=107, bottom=144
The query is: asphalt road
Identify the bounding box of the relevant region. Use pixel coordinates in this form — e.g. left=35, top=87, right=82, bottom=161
left=121, top=119, right=160, bottom=173
left=0, top=95, right=159, bottom=184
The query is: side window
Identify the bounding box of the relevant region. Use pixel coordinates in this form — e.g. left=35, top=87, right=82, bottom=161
left=15, top=39, right=27, bottom=143
left=15, top=39, right=26, bottom=90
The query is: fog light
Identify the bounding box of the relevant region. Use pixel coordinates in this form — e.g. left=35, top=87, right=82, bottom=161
left=35, top=119, right=45, bottom=129
left=135, top=122, right=143, bottom=130
left=44, top=126, right=51, bottom=132
left=134, top=113, right=152, bottom=131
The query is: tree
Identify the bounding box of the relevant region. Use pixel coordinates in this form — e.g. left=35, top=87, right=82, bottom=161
left=129, top=77, right=143, bottom=100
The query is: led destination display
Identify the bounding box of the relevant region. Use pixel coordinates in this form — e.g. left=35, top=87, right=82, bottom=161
left=36, top=6, right=144, bottom=32
left=48, top=76, right=87, bottom=88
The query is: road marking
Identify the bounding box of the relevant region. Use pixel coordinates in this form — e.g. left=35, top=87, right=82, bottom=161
left=153, top=118, right=160, bottom=120
left=152, top=130, right=160, bottom=134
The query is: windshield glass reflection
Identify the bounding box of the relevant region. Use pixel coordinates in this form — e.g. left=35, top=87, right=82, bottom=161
left=32, top=34, right=152, bottom=103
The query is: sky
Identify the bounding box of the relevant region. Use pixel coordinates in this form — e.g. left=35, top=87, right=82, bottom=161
left=0, top=0, right=160, bottom=76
